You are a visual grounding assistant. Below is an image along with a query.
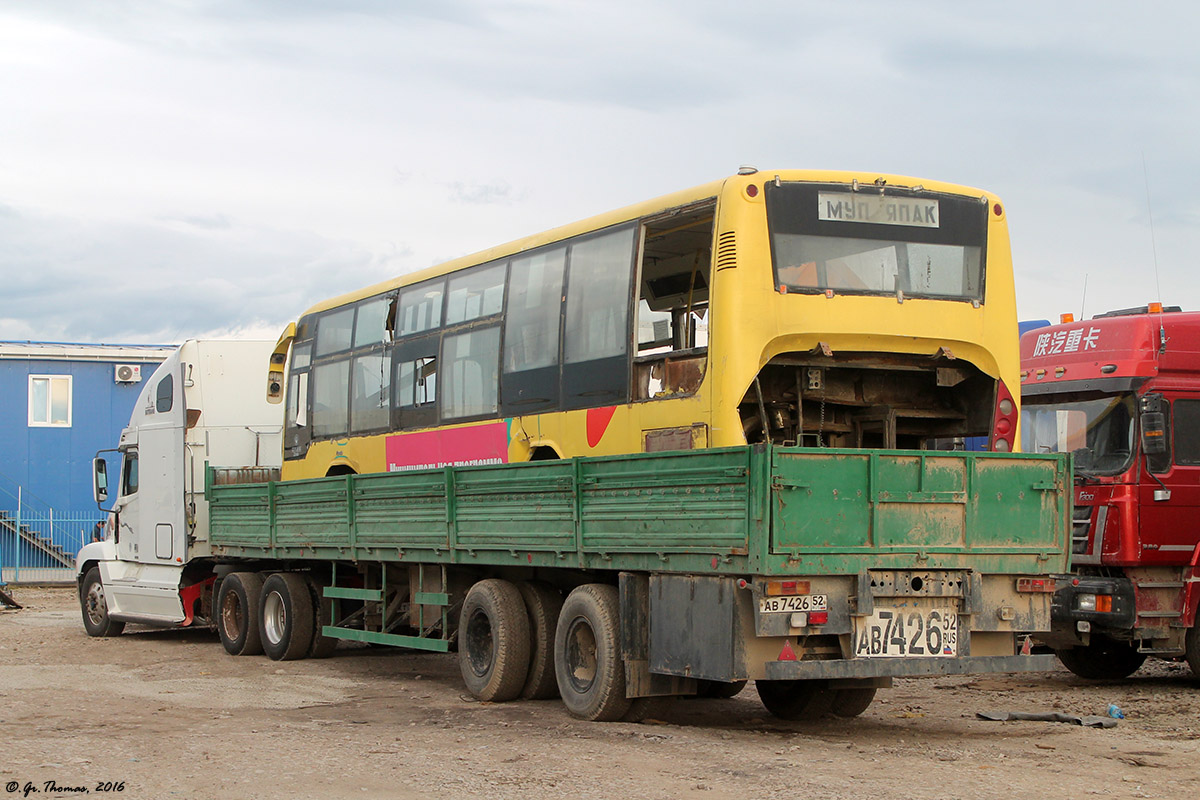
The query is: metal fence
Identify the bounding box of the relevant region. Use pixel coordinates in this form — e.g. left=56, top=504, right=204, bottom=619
left=0, top=479, right=98, bottom=585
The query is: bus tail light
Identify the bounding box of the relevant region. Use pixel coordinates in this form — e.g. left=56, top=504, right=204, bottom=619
left=990, top=379, right=1017, bottom=452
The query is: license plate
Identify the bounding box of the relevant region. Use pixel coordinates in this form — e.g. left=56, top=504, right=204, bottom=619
left=759, top=594, right=827, bottom=614
left=853, top=607, right=958, bottom=658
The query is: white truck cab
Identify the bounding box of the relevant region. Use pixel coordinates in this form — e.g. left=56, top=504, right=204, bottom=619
left=77, top=340, right=281, bottom=634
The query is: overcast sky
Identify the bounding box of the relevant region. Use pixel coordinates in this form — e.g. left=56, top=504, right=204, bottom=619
left=1, top=1, right=1197, bottom=344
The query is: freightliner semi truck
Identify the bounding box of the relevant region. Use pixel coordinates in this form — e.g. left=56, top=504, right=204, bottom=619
left=1022, top=305, right=1200, bottom=678
left=77, top=340, right=1072, bottom=722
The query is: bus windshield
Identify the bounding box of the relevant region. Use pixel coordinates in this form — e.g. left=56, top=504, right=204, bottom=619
left=1021, top=395, right=1136, bottom=477
left=766, top=183, right=986, bottom=301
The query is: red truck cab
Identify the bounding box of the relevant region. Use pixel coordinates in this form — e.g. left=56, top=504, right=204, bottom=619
left=1020, top=305, right=1200, bottom=678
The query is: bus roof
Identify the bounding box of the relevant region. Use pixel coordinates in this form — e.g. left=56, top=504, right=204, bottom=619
left=298, top=168, right=992, bottom=319
left=1020, top=308, right=1200, bottom=392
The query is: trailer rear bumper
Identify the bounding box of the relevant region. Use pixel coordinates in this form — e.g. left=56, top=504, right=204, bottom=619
left=763, top=653, right=1059, bottom=680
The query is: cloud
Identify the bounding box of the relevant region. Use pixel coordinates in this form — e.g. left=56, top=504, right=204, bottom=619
left=0, top=205, right=409, bottom=343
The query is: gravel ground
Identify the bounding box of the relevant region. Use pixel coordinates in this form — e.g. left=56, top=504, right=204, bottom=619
left=2, top=586, right=1199, bottom=800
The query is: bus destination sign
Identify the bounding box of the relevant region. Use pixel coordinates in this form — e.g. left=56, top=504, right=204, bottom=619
left=817, top=192, right=939, bottom=229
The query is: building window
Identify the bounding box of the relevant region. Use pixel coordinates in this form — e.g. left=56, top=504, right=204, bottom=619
left=29, top=375, right=72, bottom=427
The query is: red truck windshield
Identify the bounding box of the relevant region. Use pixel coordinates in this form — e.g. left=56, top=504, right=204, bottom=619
left=1021, top=394, right=1136, bottom=477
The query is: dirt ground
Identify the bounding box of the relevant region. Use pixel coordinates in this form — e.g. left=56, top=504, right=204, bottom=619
left=2, top=587, right=1199, bottom=800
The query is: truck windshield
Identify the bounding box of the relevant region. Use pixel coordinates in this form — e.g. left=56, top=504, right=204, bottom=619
left=1021, top=394, right=1136, bottom=476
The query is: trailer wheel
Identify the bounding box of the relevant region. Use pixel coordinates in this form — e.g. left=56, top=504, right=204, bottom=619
left=260, top=573, right=316, bottom=661
left=831, top=687, right=877, bottom=718
left=1186, top=623, right=1200, bottom=677
left=458, top=579, right=531, bottom=702
left=306, top=576, right=337, bottom=659
left=518, top=581, right=563, bottom=700
left=80, top=567, right=125, bottom=637
left=694, top=679, right=747, bottom=699
left=217, top=572, right=264, bottom=656
left=1055, top=636, right=1146, bottom=679
left=622, top=695, right=676, bottom=722
left=554, top=584, right=631, bottom=721
left=755, top=679, right=836, bottom=720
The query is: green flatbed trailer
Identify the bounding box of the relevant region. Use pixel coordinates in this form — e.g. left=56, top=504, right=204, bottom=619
left=206, top=444, right=1071, bottom=720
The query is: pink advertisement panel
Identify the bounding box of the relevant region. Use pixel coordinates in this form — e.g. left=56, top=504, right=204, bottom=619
left=385, top=422, right=509, bottom=472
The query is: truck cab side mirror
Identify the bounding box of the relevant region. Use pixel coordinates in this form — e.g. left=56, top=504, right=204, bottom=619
left=93, top=457, right=109, bottom=504
left=1140, top=394, right=1168, bottom=455
left=1139, top=394, right=1171, bottom=480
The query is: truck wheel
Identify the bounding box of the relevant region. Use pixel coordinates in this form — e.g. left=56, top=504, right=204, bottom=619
left=306, top=575, right=337, bottom=659
left=458, top=579, right=531, bottom=702
left=217, top=572, right=264, bottom=656
left=622, top=695, right=675, bottom=722
left=554, top=584, right=631, bottom=721
left=80, top=567, right=125, bottom=637
left=518, top=581, right=563, bottom=700
left=756, top=679, right=836, bottom=720
left=1055, top=636, right=1146, bottom=679
left=1186, top=623, right=1200, bottom=677
left=261, top=573, right=316, bottom=661
left=695, top=679, right=747, bottom=699
left=831, top=687, right=877, bottom=718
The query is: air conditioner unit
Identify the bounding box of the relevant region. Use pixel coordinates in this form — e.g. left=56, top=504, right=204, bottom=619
left=115, top=364, right=143, bottom=383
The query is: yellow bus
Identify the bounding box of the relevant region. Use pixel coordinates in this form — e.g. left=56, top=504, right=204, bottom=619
left=267, top=168, right=1019, bottom=479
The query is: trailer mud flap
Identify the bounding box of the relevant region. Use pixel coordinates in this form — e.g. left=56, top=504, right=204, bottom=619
left=647, top=574, right=747, bottom=682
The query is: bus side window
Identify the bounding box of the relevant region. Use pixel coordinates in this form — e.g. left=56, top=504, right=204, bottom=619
left=285, top=341, right=312, bottom=457
left=441, top=327, right=500, bottom=420
left=353, top=294, right=396, bottom=348
left=634, top=204, right=714, bottom=400
left=501, top=247, right=566, bottom=415
left=562, top=226, right=637, bottom=410
left=397, top=280, right=445, bottom=337
left=311, top=360, right=351, bottom=439
left=393, top=336, right=439, bottom=430
left=350, top=353, right=390, bottom=433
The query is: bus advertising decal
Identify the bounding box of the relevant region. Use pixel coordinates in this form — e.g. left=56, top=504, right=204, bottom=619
left=386, top=422, right=509, bottom=472
left=586, top=406, right=617, bottom=448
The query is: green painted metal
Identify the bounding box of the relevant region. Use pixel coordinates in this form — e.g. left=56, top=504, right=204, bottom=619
left=323, top=586, right=382, bottom=601
left=207, top=445, right=1070, bottom=577
left=322, top=625, right=451, bottom=652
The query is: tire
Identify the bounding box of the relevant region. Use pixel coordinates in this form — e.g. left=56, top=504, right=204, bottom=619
left=458, top=579, right=532, bottom=702
left=306, top=575, right=337, bottom=659
left=831, top=687, right=877, bottom=718
left=79, top=567, right=125, bottom=637
left=1186, top=622, right=1200, bottom=677
left=554, top=584, right=631, bottom=722
left=694, top=679, right=747, bottom=699
left=755, top=679, right=836, bottom=720
left=217, top=572, right=264, bottom=656
left=518, top=581, right=563, bottom=700
left=1055, top=636, right=1146, bottom=679
left=622, top=695, right=676, bottom=723
left=260, top=573, right=316, bottom=661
